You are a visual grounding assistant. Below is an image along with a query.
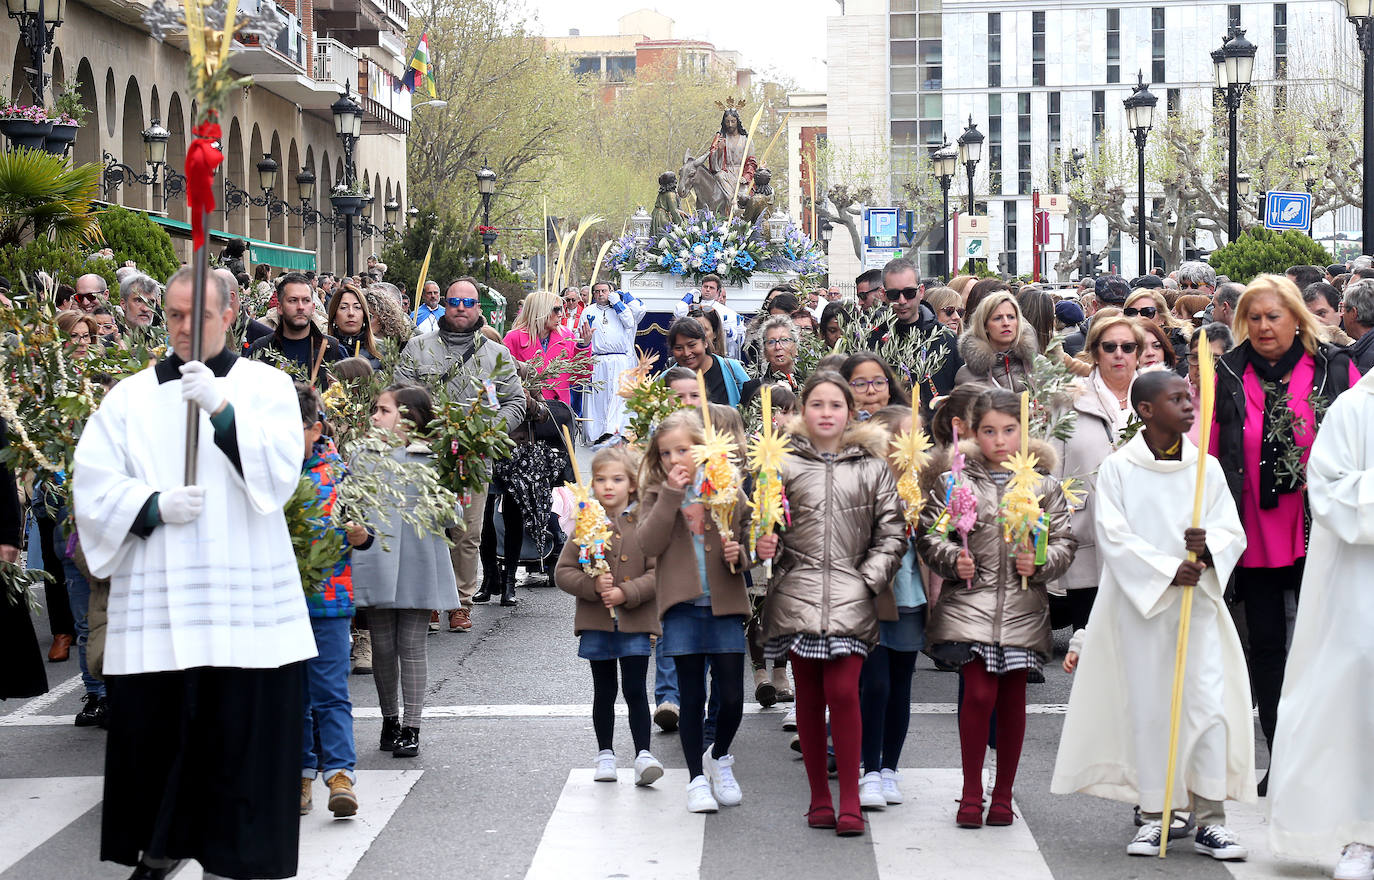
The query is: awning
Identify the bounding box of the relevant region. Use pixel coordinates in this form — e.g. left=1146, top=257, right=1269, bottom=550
left=149, top=215, right=318, bottom=272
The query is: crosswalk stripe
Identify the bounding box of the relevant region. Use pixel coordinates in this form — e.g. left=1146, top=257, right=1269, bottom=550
left=1218, top=798, right=1331, bottom=879
left=525, top=769, right=704, bottom=880
left=869, top=769, right=1054, bottom=880
left=176, top=769, right=422, bottom=880
left=5, top=673, right=83, bottom=718
left=0, top=775, right=104, bottom=873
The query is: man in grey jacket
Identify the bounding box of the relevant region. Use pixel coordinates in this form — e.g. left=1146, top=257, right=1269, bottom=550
left=395, top=276, right=525, bottom=630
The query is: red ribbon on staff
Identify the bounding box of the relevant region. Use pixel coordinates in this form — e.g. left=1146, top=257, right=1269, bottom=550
left=185, top=120, right=224, bottom=250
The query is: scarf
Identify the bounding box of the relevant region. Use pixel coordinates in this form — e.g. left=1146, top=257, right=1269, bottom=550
left=1244, top=338, right=1306, bottom=509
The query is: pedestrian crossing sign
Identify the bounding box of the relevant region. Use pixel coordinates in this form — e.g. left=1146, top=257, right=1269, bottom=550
left=1264, top=191, right=1312, bottom=232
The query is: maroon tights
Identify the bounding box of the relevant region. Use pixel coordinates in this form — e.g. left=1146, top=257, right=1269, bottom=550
left=790, top=652, right=865, bottom=816
left=958, top=659, right=1027, bottom=806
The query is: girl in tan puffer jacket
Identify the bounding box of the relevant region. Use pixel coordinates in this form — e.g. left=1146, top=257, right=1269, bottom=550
left=756, top=372, right=907, bottom=837
left=917, top=389, right=1077, bottom=830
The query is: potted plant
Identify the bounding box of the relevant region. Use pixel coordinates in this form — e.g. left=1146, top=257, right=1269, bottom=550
left=328, top=179, right=368, bottom=216
left=44, top=85, right=89, bottom=155
left=0, top=101, right=55, bottom=151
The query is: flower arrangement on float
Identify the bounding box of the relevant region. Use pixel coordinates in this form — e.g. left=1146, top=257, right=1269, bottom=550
left=604, top=209, right=824, bottom=285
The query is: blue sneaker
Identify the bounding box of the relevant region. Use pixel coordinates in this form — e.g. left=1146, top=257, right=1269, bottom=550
left=1194, top=824, right=1248, bottom=861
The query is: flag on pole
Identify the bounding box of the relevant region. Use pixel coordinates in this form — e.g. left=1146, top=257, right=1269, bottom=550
left=401, top=29, right=436, bottom=97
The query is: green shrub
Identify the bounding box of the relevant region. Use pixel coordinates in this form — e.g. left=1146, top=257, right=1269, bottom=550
left=0, top=238, right=117, bottom=295
left=96, top=205, right=179, bottom=282
left=1207, top=227, right=1332, bottom=285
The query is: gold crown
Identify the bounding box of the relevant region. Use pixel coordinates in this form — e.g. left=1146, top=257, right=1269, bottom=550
left=714, top=96, right=748, bottom=111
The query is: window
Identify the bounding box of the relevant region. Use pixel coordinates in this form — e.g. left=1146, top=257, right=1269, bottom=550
left=1151, top=7, right=1165, bottom=84
left=1092, top=90, right=1106, bottom=142
left=890, top=13, right=917, bottom=38
left=1228, top=5, right=1241, bottom=29
left=1167, top=88, right=1181, bottom=114
left=1048, top=91, right=1061, bottom=144
left=1004, top=203, right=1018, bottom=276
left=607, top=57, right=634, bottom=82
left=1275, top=4, right=1288, bottom=107
left=1032, top=11, right=1046, bottom=87
left=1018, top=92, right=1031, bottom=195
left=989, top=94, right=1003, bottom=194
left=920, top=37, right=942, bottom=89
left=1107, top=9, right=1120, bottom=84
left=988, top=13, right=1001, bottom=89
left=891, top=41, right=918, bottom=66
left=572, top=57, right=600, bottom=77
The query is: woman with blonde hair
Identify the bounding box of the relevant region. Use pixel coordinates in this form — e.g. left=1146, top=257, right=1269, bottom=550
left=56, top=311, right=100, bottom=359
left=948, top=274, right=977, bottom=296
left=924, top=286, right=965, bottom=336
left=1124, top=288, right=1188, bottom=374
left=503, top=290, right=581, bottom=405
left=328, top=283, right=383, bottom=370
left=1211, top=274, right=1360, bottom=791
left=953, top=291, right=1037, bottom=392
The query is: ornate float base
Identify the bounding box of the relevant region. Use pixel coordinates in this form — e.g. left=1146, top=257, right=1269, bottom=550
left=622, top=271, right=799, bottom=360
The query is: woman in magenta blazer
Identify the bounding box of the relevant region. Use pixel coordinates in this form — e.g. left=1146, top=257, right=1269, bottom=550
left=503, top=291, right=585, bottom=405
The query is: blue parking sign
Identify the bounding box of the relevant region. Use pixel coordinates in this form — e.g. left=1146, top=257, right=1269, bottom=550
left=1264, top=191, right=1312, bottom=231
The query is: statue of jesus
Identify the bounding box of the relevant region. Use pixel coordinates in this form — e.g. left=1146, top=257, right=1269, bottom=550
left=706, top=108, right=757, bottom=206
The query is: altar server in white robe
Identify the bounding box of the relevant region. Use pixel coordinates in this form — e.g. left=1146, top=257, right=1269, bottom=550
left=1051, top=371, right=1253, bottom=861
left=1268, top=367, right=1374, bottom=879
left=73, top=266, right=316, bottom=880
left=579, top=280, right=645, bottom=443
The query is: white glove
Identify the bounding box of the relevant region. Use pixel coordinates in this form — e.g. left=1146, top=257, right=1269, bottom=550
left=159, top=485, right=205, bottom=524
left=606, top=289, right=622, bottom=306
left=179, top=360, right=225, bottom=414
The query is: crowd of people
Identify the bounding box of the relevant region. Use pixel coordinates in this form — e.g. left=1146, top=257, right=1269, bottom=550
left=3, top=247, right=1374, bottom=880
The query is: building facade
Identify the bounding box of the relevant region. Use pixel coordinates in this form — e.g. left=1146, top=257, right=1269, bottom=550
left=2, top=0, right=413, bottom=272
left=816, top=0, right=1361, bottom=284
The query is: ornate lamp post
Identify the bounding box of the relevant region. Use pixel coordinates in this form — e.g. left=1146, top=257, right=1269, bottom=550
left=224, top=152, right=291, bottom=225
left=331, top=82, right=364, bottom=276
left=1345, top=1, right=1374, bottom=249
left=101, top=119, right=173, bottom=202
left=1213, top=27, right=1257, bottom=244
left=630, top=206, right=651, bottom=250
left=931, top=138, right=958, bottom=281
left=1123, top=72, right=1158, bottom=275
left=5, top=0, right=65, bottom=104
left=476, top=163, right=497, bottom=289
left=956, top=116, right=983, bottom=215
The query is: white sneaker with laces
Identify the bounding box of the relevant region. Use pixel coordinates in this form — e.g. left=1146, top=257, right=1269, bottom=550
left=686, top=775, right=719, bottom=813
left=1336, top=843, right=1374, bottom=880
left=984, top=748, right=997, bottom=798
left=782, top=707, right=797, bottom=731
left=703, top=748, right=743, bottom=806
left=1127, top=821, right=1163, bottom=857
left=634, top=750, right=664, bottom=787
left=880, top=768, right=904, bottom=805
left=593, top=749, right=617, bottom=782
left=859, top=772, right=887, bottom=810
left=1194, top=824, right=1248, bottom=861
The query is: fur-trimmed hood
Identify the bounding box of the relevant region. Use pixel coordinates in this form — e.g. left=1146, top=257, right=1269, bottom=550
left=956, top=436, right=1060, bottom=476
left=785, top=418, right=892, bottom=462
left=958, top=324, right=1039, bottom=377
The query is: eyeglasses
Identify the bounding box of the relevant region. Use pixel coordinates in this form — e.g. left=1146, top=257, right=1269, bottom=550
left=75, top=293, right=97, bottom=304
left=68, top=331, right=93, bottom=342
left=551, top=305, right=564, bottom=313
left=1124, top=306, right=1158, bottom=319
left=885, top=287, right=922, bottom=302
left=1097, top=340, right=1139, bottom=354
left=764, top=338, right=794, bottom=349
left=1179, top=281, right=1208, bottom=290
left=849, top=377, right=889, bottom=391
left=940, top=306, right=966, bottom=318
left=446, top=297, right=479, bottom=309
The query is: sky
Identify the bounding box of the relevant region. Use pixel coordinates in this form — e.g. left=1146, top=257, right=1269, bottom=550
left=523, top=0, right=837, bottom=92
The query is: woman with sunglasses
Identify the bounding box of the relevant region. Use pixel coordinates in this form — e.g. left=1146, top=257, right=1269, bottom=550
left=1049, top=316, right=1146, bottom=634
left=955, top=292, right=1037, bottom=393
left=925, top=287, right=965, bottom=336
left=1124, top=289, right=1189, bottom=376
left=503, top=291, right=581, bottom=406
left=839, top=352, right=910, bottom=418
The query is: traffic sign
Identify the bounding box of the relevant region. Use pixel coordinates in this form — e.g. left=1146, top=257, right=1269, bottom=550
left=957, top=214, right=988, bottom=235
left=1264, top=191, right=1312, bottom=231
left=865, top=207, right=899, bottom=249
left=1043, top=194, right=1070, bottom=215
left=965, top=237, right=988, bottom=259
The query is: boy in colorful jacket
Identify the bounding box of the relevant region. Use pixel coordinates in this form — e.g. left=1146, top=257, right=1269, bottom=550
left=298, top=384, right=372, bottom=818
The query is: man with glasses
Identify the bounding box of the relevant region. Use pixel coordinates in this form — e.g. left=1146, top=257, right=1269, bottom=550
left=396, top=277, right=526, bottom=625
left=560, top=286, right=586, bottom=333
left=867, top=258, right=962, bottom=404
left=854, top=269, right=885, bottom=312
left=74, top=273, right=109, bottom=314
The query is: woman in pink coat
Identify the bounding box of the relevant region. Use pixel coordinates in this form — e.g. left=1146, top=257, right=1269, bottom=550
left=503, top=291, right=585, bottom=405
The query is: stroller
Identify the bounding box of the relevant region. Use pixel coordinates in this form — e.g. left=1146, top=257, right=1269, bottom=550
left=491, top=397, right=575, bottom=586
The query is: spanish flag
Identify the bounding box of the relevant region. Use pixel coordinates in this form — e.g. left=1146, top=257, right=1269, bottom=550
left=401, top=29, right=436, bottom=97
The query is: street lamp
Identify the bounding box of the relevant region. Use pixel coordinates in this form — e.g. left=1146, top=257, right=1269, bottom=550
left=476, top=163, right=497, bottom=289
left=331, top=81, right=365, bottom=276
left=5, top=0, right=64, bottom=104
left=1345, top=1, right=1374, bottom=249
left=1123, top=71, right=1158, bottom=275
left=1214, top=27, right=1257, bottom=244
left=630, top=206, right=651, bottom=249
left=931, top=138, right=958, bottom=281
left=101, top=119, right=174, bottom=202
left=956, top=116, right=984, bottom=215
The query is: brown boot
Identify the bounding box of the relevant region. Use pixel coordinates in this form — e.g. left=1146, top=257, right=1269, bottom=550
left=48, top=633, right=72, bottom=662
left=326, top=771, right=359, bottom=817
left=300, top=778, right=313, bottom=815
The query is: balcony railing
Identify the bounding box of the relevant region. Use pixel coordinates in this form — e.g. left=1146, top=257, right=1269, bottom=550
left=314, top=37, right=361, bottom=89
left=358, top=56, right=413, bottom=123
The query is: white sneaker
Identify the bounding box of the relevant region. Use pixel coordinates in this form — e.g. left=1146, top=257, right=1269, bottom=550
left=880, top=768, right=904, bottom=805
left=984, top=748, right=997, bottom=798
left=703, top=748, right=743, bottom=806
left=1127, top=821, right=1163, bottom=857
left=1335, top=843, right=1374, bottom=880
left=859, top=771, right=887, bottom=810
left=634, top=750, right=664, bottom=787
left=686, top=775, right=719, bottom=813
left=782, top=707, right=797, bottom=731
left=593, top=749, right=617, bottom=782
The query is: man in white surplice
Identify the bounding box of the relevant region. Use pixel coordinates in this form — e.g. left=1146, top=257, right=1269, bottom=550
left=73, top=267, right=315, bottom=880
left=579, top=280, right=644, bottom=443
left=1051, top=372, right=1253, bottom=861
left=1268, top=367, right=1374, bottom=877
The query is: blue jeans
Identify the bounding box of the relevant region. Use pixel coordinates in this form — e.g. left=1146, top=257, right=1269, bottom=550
left=302, top=617, right=356, bottom=781
left=55, top=502, right=103, bottom=698
left=653, top=644, right=719, bottom=742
